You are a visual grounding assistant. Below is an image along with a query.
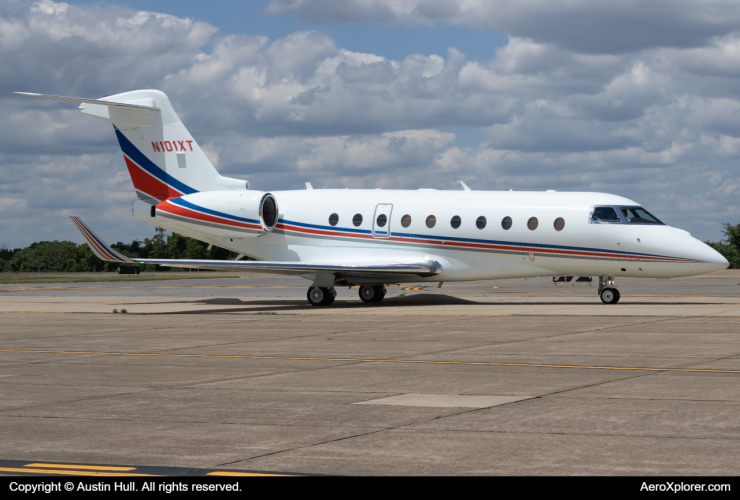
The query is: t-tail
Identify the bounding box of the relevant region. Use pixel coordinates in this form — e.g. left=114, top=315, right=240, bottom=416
left=16, top=90, right=247, bottom=204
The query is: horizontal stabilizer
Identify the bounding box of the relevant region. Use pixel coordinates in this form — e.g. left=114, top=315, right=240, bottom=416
left=70, top=216, right=134, bottom=263
left=15, top=92, right=158, bottom=110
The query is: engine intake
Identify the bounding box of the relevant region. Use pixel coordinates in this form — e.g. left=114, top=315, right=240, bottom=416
left=260, top=193, right=279, bottom=230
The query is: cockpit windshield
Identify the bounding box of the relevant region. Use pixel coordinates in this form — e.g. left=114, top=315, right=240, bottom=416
left=590, top=206, right=621, bottom=223
left=620, top=207, right=663, bottom=224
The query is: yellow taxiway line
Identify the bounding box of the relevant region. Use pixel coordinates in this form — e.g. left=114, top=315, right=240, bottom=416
left=0, top=466, right=150, bottom=476
left=26, top=463, right=135, bottom=471
left=207, top=471, right=290, bottom=477
left=1, top=349, right=738, bottom=375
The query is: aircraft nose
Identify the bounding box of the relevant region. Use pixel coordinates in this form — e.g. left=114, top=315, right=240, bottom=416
left=695, top=240, right=729, bottom=273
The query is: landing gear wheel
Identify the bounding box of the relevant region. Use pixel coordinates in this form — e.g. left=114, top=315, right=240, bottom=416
left=359, top=285, right=386, bottom=303
left=307, top=287, right=335, bottom=306
left=600, top=287, right=620, bottom=304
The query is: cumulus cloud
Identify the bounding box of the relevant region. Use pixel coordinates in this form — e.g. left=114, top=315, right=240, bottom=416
left=264, top=0, right=740, bottom=54
left=2, top=0, right=740, bottom=247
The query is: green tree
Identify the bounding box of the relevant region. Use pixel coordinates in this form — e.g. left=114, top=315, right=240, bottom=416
left=3, top=233, right=241, bottom=273
left=10, top=241, right=81, bottom=272
left=706, top=222, right=740, bottom=269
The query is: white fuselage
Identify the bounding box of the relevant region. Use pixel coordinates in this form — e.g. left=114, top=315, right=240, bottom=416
left=134, top=189, right=728, bottom=285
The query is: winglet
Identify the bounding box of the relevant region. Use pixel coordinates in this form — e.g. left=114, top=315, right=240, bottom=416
left=70, top=216, right=134, bottom=263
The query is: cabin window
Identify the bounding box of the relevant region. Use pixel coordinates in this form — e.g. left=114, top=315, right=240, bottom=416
left=476, top=216, right=487, bottom=229
left=401, top=215, right=412, bottom=228
left=554, top=217, right=565, bottom=231
left=590, top=206, right=621, bottom=223
left=426, top=215, right=436, bottom=228
left=450, top=215, right=461, bottom=229
left=501, top=216, right=512, bottom=230
left=353, top=214, right=363, bottom=227
left=528, top=217, right=539, bottom=231
left=328, top=213, right=339, bottom=226
left=376, top=214, right=387, bottom=227
left=620, top=207, right=663, bottom=224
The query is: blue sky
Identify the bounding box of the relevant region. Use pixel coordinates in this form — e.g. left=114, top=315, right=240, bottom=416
left=1, top=0, right=740, bottom=247
left=74, top=0, right=509, bottom=62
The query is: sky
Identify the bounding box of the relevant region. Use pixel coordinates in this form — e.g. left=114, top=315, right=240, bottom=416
left=1, top=0, right=740, bottom=248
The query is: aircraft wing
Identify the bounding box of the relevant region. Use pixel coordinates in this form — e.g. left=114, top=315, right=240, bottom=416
left=70, top=216, right=442, bottom=278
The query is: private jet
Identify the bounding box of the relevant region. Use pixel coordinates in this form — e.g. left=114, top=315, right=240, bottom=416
left=17, top=90, right=729, bottom=305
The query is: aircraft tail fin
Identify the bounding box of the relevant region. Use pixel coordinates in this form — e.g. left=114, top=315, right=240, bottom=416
left=70, top=216, right=133, bottom=263
left=17, top=90, right=247, bottom=204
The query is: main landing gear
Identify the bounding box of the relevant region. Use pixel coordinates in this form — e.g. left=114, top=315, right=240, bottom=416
left=307, top=287, right=336, bottom=306
left=598, top=276, right=620, bottom=304
left=306, top=285, right=387, bottom=306
left=358, top=285, right=386, bottom=303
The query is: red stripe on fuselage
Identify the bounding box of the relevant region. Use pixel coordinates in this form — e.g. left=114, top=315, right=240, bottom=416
left=276, top=223, right=695, bottom=263
left=158, top=201, right=262, bottom=231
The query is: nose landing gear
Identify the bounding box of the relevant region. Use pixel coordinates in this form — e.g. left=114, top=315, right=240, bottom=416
left=359, top=285, right=386, bottom=303
left=307, top=287, right=336, bottom=306
left=598, top=276, right=620, bottom=304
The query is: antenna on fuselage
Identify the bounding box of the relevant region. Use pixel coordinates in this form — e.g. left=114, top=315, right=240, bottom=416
left=458, top=181, right=471, bottom=191
left=305, top=182, right=313, bottom=190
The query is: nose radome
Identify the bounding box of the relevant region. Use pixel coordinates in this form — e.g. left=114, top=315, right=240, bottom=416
left=696, top=239, right=729, bottom=272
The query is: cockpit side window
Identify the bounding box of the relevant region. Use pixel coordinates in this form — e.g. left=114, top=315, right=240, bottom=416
left=621, top=207, right=663, bottom=224
left=590, top=206, right=621, bottom=223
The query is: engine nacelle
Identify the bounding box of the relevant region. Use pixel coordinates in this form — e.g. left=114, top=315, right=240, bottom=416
left=133, top=190, right=279, bottom=239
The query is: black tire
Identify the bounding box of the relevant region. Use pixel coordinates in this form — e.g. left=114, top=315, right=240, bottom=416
left=307, top=287, right=326, bottom=306
left=359, top=285, right=376, bottom=303
left=372, top=285, right=386, bottom=302
left=600, top=287, right=618, bottom=304
left=321, top=288, right=336, bottom=306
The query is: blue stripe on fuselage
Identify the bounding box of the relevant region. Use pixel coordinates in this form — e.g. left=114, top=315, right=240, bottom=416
left=278, top=218, right=686, bottom=261
left=168, top=197, right=260, bottom=225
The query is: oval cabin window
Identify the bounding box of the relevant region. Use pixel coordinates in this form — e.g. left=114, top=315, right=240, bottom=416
left=376, top=214, right=387, bottom=227
left=352, top=214, right=363, bottom=227
left=501, top=216, right=512, bottom=230
left=476, top=216, right=486, bottom=229
left=554, top=217, right=565, bottom=231
left=401, top=215, right=412, bottom=228
left=450, top=215, right=461, bottom=229
left=528, top=217, right=538, bottom=230
left=328, top=213, right=339, bottom=226
left=426, top=215, right=436, bottom=228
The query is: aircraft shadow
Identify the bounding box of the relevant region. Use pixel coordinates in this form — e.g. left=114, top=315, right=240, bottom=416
left=158, top=293, right=478, bottom=314
left=153, top=295, right=730, bottom=314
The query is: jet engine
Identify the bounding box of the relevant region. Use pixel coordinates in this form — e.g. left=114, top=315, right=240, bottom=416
left=132, top=190, right=279, bottom=239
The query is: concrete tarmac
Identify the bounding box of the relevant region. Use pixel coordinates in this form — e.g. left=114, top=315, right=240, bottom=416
left=1, top=271, right=739, bottom=475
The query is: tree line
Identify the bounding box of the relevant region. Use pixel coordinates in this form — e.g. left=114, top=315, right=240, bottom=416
left=706, top=223, right=740, bottom=269
left=0, top=233, right=239, bottom=273
left=1, top=222, right=738, bottom=273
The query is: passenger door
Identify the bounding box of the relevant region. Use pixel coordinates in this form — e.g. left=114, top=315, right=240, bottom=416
left=372, top=203, right=393, bottom=239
